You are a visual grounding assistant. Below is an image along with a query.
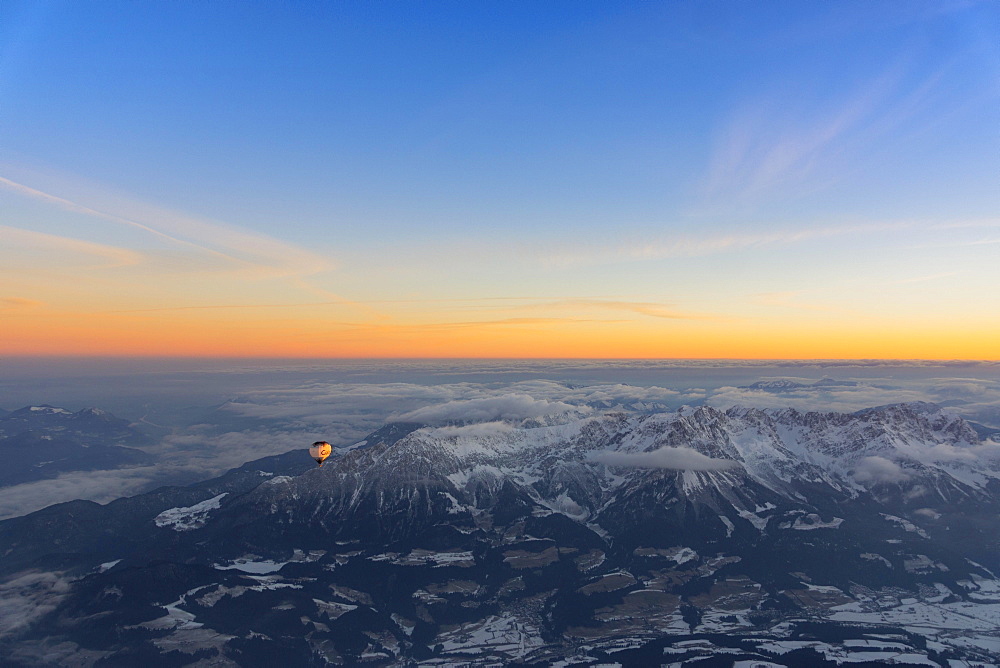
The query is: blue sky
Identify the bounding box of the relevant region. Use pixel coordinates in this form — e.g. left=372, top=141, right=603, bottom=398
left=1, top=1, right=998, bottom=357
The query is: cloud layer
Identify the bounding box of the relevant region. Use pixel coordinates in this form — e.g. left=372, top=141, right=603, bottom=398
left=1, top=361, right=998, bottom=520
left=852, top=456, right=911, bottom=484
left=392, top=393, right=581, bottom=424
left=590, top=447, right=741, bottom=471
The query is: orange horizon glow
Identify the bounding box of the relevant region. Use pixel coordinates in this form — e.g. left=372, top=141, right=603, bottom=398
left=3, top=4, right=999, bottom=373
left=3, top=308, right=997, bottom=360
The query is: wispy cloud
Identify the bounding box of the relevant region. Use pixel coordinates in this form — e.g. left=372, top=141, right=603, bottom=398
left=102, top=296, right=711, bottom=324
left=540, top=220, right=911, bottom=268
left=929, top=219, right=1000, bottom=231
left=109, top=301, right=349, bottom=313
left=701, top=48, right=961, bottom=210
left=892, top=272, right=959, bottom=285
left=0, top=173, right=381, bottom=318
left=916, top=238, right=1000, bottom=250
left=0, top=224, right=143, bottom=268
left=337, top=316, right=627, bottom=334
left=0, top=175, right=333, bottom=279
left=704, top=63, right=903, bottom=201
left=751, top=291, right=833, bottom=312
left=902, top=220, right=1000, bottom=251
left=0, top=176, right=235, bottom=261
left=521, top=299, right=716, bottom=321
left=1, top=297, right=45, bottom=310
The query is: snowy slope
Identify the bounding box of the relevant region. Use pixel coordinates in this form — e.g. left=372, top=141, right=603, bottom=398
left=4, top=403, right=1000, bottom=666
left=215, top=403, right=1000, bottom=548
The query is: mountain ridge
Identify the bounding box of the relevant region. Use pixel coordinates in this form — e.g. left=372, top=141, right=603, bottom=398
left=3, top=402, right=1000, bottom=666
left=0, top=404, right=156, bottom=488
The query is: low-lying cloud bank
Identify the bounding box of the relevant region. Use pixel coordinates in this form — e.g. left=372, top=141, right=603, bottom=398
left=2, top=363, right=999, bottom=520
left=852, top=456, right=911, bottom=484
left=590, top=447, right=741, bottom=471
left=392, top=393, right=581, bottom=424
left=223, top=379, right=705, bottom=430
left=0, top=570, right=72, bottom=638
left=421, top=422, right=516, bottom=439
left=0, top=427, right=316, bottom=520
left=705, top=376, right=1000, bottom=428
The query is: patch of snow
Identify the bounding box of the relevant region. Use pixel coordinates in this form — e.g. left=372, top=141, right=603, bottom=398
left=575, top=550, right=606, bottom=572
left=902, top=554, right=947, bottom=574
left=753, top=639, right=829, bottom=655
left=843, top=639, right=911, bottom=651
left=960, top=574, right=1000, bottom=602
left=925, top=582, right=953, bottom=602
left=438, top=491, right=466, bottom=515
left=367, top=549, right=475, bottom=567
left=195, top=581, right=301, bottom=607
left=804, top=583, right=844, bottom=594
left=290, top=549, right=325, bottom=563
left=737, top=509, right=769, bottom=531
left=781, top=514, right=843, bottom=530
left=312, top=598, right=357, bottom=620
left=156, top=599, right=202, bottom=630
left=427, top=550, right=475, bottom=567
left=633, top=546, right=697, bottom=564
left=145, top=587, right=215, bottom=631
left=549, top=492, right=587, bottom=520
left=436, top=614, right=544, bottom=658
left=264, top=476, right=293, bottom=485
left=391, top=613, right=414, bottom=636
left=830, top=598, right=1000, bottom=633
left=213, top=557, right=287, bottom=574
left=881, top=513, right=930, bottom=539
left=154, top=493, right=228, bottom=531
left=860, top=553, right=892, bottom=568
left=965, top=559, right=997, bottom=578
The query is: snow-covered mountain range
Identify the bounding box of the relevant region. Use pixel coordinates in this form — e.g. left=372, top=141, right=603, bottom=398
left=2, top=403, right=1000, bottom=666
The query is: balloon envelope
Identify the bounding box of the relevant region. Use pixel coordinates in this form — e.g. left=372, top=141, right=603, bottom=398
left=309, top=441, right=332, bottom=466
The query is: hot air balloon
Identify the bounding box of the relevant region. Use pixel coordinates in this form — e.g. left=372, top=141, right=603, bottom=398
left=309, top=440, right=332, bottom=466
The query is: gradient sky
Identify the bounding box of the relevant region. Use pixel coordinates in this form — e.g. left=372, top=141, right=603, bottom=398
left=1, top=1, right=998, bottom=358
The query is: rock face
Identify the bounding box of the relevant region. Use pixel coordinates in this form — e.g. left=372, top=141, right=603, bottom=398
left=2, top=404, right=1000, bottom=666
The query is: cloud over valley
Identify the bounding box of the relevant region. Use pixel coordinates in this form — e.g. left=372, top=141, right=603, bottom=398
left=590, top=447, right=741, bottom=471
left=1, top=361, right=999, bottom=520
